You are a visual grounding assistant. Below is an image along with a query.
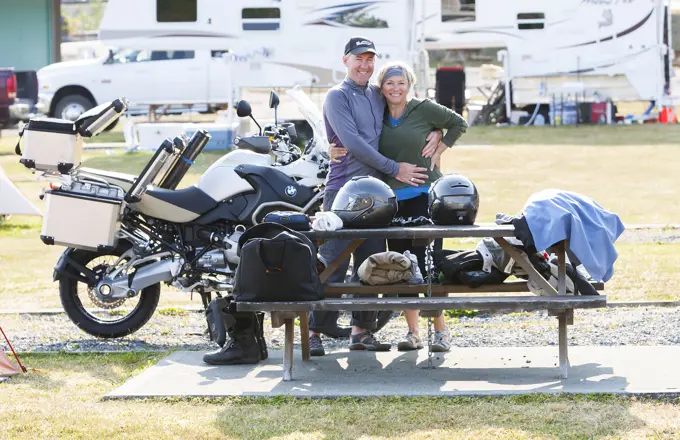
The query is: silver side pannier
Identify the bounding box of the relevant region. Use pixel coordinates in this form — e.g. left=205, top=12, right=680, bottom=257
left=40, top=183, right=124, bottom=252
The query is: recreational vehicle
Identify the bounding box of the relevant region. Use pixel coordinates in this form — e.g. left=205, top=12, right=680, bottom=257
left=427, top=0, right=674, bottom=119
left=37, top=0, right=673, bottom=123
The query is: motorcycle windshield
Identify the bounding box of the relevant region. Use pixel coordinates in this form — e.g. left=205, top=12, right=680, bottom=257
left=285, top=86, right=329, bottom=158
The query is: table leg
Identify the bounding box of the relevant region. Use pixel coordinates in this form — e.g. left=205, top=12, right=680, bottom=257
left=283, top=318, right=294, bottom=381
left=555, top=241, right=568, bottom=296
left=494, top=237, right=558, bottom=295
left=299, top=312, right=310, bottom=361
left=319, top=239, right=363, bottom=283
left=558, top=312, right=569, bottom=379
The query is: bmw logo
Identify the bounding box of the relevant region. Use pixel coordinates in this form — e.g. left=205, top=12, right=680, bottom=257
left=285, top=185, right=297, bottom=197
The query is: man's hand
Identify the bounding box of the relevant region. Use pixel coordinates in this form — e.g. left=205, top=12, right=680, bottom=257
left=421, top=129, right=443, bottom=158
left=328, top=145, right=347, bottom=163
left=396, top=163, right=429, bottom=187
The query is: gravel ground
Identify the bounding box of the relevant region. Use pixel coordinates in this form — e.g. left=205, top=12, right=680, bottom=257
left=2, top=306, right=680, bottom=354
left=618, top=227, right=680, bottom=244
left=1, top=227, right=677, bottom=354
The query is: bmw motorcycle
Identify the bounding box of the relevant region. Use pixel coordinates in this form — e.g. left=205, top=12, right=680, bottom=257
left=22, top=89, right=330, bottom=338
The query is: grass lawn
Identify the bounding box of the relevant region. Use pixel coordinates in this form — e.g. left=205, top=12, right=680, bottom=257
left=82, top=117, right=680, bottom=146
left=2, top=124, right=680, bottom=308
left=2, top=125, right=680, bottom=439
left=0, top=352, right=678, bottom=440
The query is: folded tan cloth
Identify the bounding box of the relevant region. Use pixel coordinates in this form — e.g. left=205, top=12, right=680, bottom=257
left=358, top=251, right=413, bottom=285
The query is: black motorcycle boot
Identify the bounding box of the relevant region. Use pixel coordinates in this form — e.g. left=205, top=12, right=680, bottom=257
left=202, top=314, right=261, bottom=365
left=254, top=312, right=268, bottom=361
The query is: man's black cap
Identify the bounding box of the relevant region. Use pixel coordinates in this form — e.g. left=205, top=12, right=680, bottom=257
left=344, top=37, right=378, bottom=56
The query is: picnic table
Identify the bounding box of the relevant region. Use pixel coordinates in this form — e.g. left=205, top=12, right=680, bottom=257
left=236, top=224, right=606, bottom=381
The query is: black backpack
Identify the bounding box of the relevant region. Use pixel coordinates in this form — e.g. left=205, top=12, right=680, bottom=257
left=232, top=223, right=323, bottom=302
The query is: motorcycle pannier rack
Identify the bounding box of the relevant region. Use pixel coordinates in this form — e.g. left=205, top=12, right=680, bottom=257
left=40, top=185, right=124, bottom=252
left=16, top=98, right=128, bottom=174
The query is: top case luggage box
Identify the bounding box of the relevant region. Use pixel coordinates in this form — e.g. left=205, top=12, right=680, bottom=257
left=17, top=118, right=82, bottom=173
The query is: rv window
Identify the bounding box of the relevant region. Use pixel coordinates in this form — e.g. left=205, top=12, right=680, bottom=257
left=517, top=12, right=545, bottom=30
left=157, top=0, right=197, bottom=22
left=517, top=13, right=545, bottom=20
left=441, top=0, right=475, bottom=22
left=242, top=8, right=281, bottom=31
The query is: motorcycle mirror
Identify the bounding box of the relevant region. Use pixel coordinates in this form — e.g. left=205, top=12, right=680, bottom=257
left=235, top=100, right=252, bottom=118
left=269, top=91, right=280, bottom=109
left=269, top=91, right=280, bottom=127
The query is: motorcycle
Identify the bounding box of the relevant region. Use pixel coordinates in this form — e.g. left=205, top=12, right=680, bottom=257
left=20, top=89, right=330, bottom=338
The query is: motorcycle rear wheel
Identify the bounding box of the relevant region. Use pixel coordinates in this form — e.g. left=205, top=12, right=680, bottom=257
left=59, top=246, right=161, bottom=338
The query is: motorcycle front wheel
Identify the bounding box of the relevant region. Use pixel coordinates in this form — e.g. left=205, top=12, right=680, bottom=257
left=59, top=246, right=161, bottom=338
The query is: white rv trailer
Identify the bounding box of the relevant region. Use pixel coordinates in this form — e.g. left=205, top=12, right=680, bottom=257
left=425, top=0, right=674, bottom=111
left=95, top=0, right=672, bottom=115
left=97, top=0, right=424, bottom=91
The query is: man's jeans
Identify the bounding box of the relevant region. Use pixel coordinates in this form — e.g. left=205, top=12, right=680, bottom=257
left=308, top=189, right=385, bottom=332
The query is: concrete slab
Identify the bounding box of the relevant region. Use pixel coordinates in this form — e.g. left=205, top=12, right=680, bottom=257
left=106, top=346, right=680, bottom=399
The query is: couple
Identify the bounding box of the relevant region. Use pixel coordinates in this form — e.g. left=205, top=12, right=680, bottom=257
left=309, top=37, right=468, bottom=355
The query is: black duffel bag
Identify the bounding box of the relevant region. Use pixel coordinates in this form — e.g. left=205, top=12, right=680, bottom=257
left=232, top=223, right=323, bottom=302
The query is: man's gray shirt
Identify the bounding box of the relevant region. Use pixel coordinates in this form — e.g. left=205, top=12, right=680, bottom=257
left=323, top=77, right=399, bottom=191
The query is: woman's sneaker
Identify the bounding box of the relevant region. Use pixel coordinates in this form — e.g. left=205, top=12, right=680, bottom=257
left=431, top=330, right=451, bottom=352
left=397, top=331, right=424, bottom=351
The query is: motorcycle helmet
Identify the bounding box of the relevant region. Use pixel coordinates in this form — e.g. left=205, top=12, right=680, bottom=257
left=428, top=173, right=479, bottom=225
left=331, top=176, right=398, bottom=228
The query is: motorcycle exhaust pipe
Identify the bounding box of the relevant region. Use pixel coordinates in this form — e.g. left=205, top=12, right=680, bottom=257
left=100, top=259, right=181, bottom=299
left=158, top=129, right=211, bottom=190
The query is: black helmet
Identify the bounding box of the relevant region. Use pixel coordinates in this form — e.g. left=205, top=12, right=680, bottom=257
left=428, top=173, right=479, bottom=225
left=331, top=176, right=398, bottom=228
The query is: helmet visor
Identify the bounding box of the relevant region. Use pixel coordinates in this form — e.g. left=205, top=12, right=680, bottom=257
left=332, top=192, right=375, bottom=212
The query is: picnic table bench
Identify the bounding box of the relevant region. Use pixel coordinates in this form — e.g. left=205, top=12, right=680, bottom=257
left=236, top=225, right=606, bottom=381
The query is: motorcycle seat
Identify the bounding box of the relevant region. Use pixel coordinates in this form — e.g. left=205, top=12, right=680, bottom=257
left=145, top=185, right=218, bottom=214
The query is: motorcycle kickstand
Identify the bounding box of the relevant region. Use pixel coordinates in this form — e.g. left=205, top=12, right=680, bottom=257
left=199, top=288, right=212, bottom=312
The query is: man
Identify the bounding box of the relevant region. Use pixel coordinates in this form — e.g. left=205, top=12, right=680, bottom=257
left=308, top=37, right=441, bottom=356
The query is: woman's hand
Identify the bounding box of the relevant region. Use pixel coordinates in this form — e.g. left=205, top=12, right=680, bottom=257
left=328, top=144, right=347, bottom=163
left=421, top=129, right=443, bottom=158
left=429, top=142, right=448, bottom=171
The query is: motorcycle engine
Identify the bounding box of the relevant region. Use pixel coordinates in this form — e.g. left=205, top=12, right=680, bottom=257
left=196, top=249, right=228, bottom=270
left=195, top=229, right=243, bottom=270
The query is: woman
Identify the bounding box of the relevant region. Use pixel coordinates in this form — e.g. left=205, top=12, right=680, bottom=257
left=330, top=61, right=468, bottom=352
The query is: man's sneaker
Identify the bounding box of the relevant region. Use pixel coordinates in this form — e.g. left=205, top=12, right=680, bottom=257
left=309, top=334, right=325, bottom=356
left=397, top=331, right=424, bottom=351
left=349, top=331, right=391, bottom=351
left=431, top=330, right=451, bottom=353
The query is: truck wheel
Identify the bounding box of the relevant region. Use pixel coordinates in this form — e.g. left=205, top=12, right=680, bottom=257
left=54, top=94, right=94, bottom=121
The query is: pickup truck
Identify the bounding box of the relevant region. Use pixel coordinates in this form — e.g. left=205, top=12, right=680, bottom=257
left=36, top=48, right=241, bottom=127
left=0, top=68, right=30, bottom=129
left=36, top=45, right=318, bottom=126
